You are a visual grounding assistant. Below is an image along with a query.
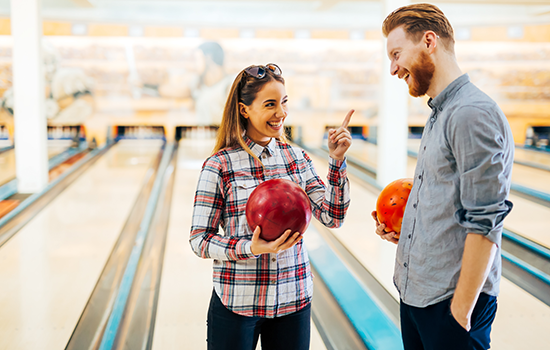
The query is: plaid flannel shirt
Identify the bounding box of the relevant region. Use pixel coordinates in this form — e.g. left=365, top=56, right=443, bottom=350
left=190, top=136, right=350, bottom=318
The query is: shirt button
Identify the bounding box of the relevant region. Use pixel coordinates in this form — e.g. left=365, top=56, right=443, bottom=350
left=272, top=258, right=276, bottom=262
left=271, top=280, right=276, bottom=284
left=413, top=203, right=417, bottom=209
left=424, top=146, right=426, bottom=150
left=418, top=175, right=422, bottom=180
left=404, top=262, right=408, bottom=268
left=408, top=234, right=412, bottom=239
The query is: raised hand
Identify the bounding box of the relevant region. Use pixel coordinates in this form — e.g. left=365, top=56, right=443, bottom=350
left=328, top=109, right=354, bottom=160
left=372, top=211, right=399, bottom=245
left=250, top=226, right=303, bottom=255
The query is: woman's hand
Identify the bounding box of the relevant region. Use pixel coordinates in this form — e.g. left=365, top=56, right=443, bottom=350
left=328, top=109, right=354, bottom=161
left=250, top=226, right=303, bottom=255
left=372, top=211, right=399, bottom=245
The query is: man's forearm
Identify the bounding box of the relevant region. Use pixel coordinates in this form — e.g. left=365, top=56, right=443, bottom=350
left=451, top=233, right=498, bottom=329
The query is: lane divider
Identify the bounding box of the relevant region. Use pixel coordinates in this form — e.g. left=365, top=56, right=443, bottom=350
left=501, top=251, right=550, bottom=286
left=306, top=224, right=404, bottom=350
left=503, top=228, right=550, bottom=261
left=0, top=144, right=89, bottom=201
left=0, top=144, right=110, bottom=233
left=48, top=144, right=88, bottom=169
left=99, top=142, right=174, bottom=350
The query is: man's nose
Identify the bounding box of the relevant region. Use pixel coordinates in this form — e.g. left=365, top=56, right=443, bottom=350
left=390, top=61, right=399, bottom=76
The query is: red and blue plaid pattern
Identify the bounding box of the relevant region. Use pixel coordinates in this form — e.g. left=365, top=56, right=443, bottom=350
left=190, top=136, right=350, bottom=318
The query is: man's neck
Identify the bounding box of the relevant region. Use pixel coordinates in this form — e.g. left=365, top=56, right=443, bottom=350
left=427, top=53, right=462, bottom=99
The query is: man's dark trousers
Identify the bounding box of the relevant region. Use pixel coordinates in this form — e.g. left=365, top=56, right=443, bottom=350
left=400, top=293, right=497, bottom=350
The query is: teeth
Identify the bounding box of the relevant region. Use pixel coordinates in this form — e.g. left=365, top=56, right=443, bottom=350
left=268, top=121, right=282, bottom=127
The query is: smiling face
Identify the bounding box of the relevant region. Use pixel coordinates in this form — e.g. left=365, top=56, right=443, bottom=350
left=240, top=80, right=288, bottom=146
left=387, top=26, right=435, bottom=97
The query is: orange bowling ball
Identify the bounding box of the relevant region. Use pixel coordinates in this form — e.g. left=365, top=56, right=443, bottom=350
left=376, top=178, right=414, bottom=239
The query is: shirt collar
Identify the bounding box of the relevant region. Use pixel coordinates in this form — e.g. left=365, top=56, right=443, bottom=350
left=243, top=135, right=276, bottom=157
left=427, top=73, right=470, bottom=112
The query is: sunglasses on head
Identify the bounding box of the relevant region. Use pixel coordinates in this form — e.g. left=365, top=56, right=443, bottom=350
left=243, top=63, right=282, bottom=79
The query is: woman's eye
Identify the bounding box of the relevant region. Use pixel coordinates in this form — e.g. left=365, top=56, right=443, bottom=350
left=282, top=99, right=288, bottom=104
left=265, top=103, right=275, bottom=107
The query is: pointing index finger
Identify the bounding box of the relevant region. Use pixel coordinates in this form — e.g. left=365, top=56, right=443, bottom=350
left=341, top=109, right=355, bottom=128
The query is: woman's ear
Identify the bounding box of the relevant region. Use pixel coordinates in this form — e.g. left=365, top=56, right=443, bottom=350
left=239, top=102, right=249, bottom=119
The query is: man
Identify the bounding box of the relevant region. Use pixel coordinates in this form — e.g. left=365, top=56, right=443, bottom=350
left=372, top=4, right=514, bottom=350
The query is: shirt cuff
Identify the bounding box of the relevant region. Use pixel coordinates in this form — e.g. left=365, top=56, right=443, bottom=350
left=237, top=240, right=260, bottom=260
left=328, top=157, right=348, bottom=186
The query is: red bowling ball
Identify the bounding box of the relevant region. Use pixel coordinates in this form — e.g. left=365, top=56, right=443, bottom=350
left=246, top=178, right=312, bottom=241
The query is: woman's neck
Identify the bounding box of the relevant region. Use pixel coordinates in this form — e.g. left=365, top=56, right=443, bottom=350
left=246, top=132, right=271, bottom=147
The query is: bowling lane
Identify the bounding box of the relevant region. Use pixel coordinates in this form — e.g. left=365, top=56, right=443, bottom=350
left=349, top=140, right=550, bottom=249
left=152, top=138, right=327, bottom=350
left=347, top=140, right=421, bottom=178
left=0, top=139, right=162, bottom=350
left=514, top=147, right=550, bottom=169
left=0, top=145, right=72, bottom=187
left=305, top=148, right=550, bottom=350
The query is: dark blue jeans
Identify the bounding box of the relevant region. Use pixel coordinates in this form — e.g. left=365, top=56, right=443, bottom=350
left=400, top=293, right=498, bottom=350
left=207, top=290, right=311, bottom=350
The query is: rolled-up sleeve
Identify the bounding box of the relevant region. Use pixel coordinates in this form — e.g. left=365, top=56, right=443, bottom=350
left=449, top=105, right=513, bottom=245
left=302, top=150, right=350, bottom=228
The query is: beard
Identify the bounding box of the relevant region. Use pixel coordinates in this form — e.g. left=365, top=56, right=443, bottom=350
left=406, top=50, right=435, bottom=97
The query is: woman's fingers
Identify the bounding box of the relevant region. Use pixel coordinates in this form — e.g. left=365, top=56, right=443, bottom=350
left=336, top=135, right=352, bottom=145
left=329, top=127, right=349, bottom=142
left=341, top=109, right=355, bottom=128
left=333, top=131, right=350, bottom=143
left=251, top=226, right=262, bottom=243
left=278, top=232, right=302, bottom=251
left=272, top=229, right=292, bottom=248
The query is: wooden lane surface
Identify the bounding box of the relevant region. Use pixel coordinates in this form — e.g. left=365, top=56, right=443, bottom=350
left=0, top=140, right=162, bottom=350
left=306, top=148, right=550, bottom=350
left=151, top=138, right=327, bottom=350
left=349, top=140, right=550, bottom=249
left=514, top=148, right=550, bottom=168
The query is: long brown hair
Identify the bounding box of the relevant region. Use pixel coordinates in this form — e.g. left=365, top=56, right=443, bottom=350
left=213, top=67, right=286, bottom=164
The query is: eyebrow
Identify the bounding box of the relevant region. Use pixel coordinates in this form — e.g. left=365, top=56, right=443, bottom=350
left=263, top=95, right=288, bottom=104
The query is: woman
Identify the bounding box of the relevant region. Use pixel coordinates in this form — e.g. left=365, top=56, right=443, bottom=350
left=190, top=63, right=353, bottom=350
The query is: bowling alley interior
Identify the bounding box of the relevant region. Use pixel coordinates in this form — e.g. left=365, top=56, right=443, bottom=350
left=1, top=0, right=550, bottom=349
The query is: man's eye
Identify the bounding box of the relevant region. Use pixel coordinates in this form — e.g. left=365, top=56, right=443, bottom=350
left=282, top=99, right=288, bottom=104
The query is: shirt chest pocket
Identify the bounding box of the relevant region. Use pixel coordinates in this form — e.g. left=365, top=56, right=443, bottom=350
left=423, top=139, right=456, bottom=183
left=229, top=178, right=258, bottom=209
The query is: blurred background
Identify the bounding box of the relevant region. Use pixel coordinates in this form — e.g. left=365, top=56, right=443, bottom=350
left=1, top=2, right=550, bottom=350
left=0, top=0, right=549, bottom=148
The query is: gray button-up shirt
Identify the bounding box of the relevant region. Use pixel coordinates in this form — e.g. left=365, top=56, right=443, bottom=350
left=395, top=74, right=514, bottom=308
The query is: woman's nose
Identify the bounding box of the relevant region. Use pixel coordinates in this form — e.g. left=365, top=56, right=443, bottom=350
left=276, top=105, right=287, bottom=117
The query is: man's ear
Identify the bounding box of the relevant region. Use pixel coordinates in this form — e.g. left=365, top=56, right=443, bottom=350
left=239, top=102, right=249, bottom=119
left=423, top=31, right=438, bottom=53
